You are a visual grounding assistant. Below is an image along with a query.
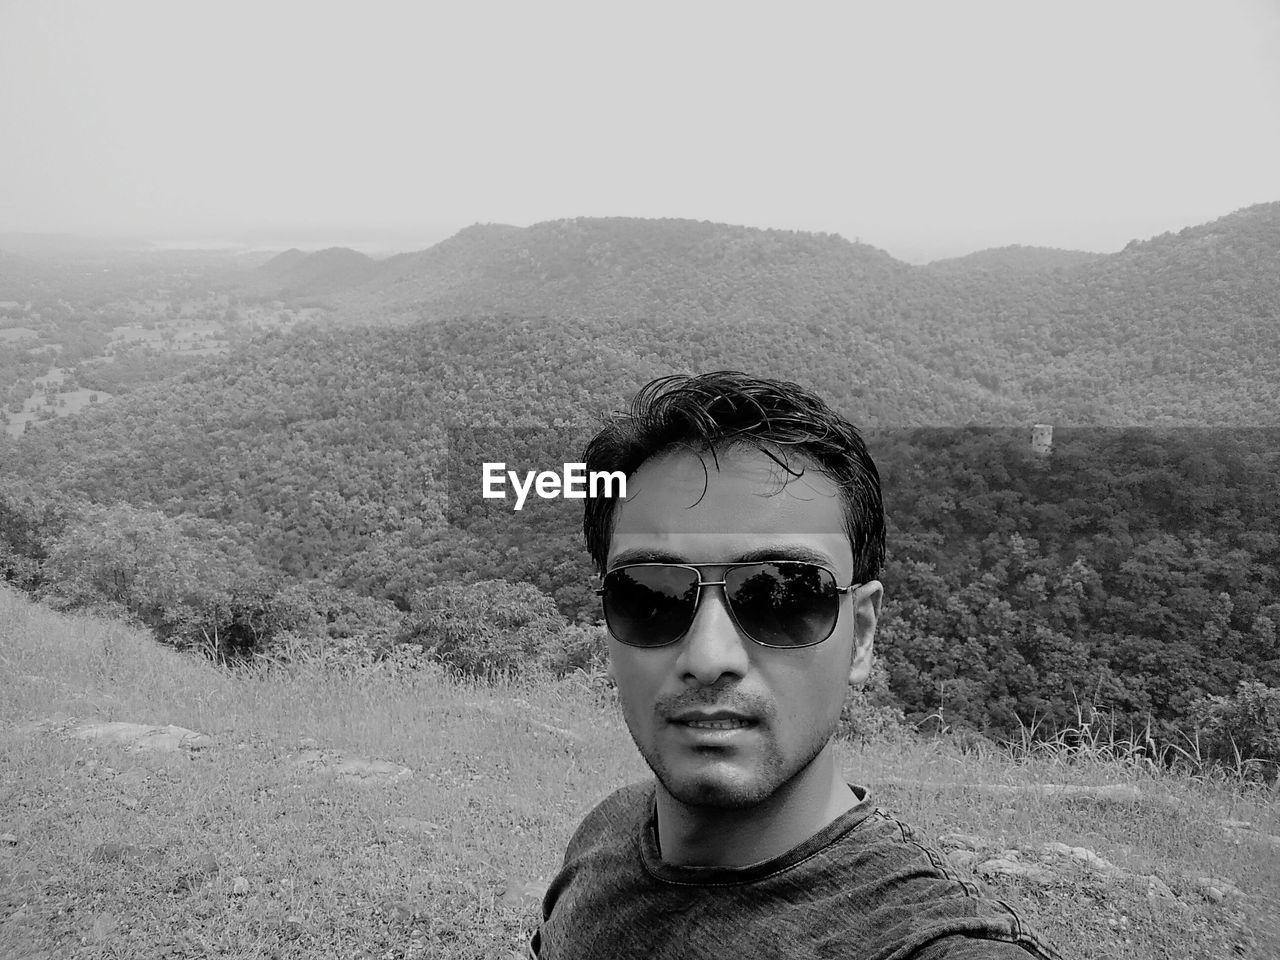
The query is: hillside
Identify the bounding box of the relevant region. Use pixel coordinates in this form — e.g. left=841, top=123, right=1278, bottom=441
left=257, top=247, right=310, bottom=277
left=4, top=586, right=1279, bottom=959
left=354, top=218, right=913, bottom=321
left=1, top=201, right=1278, bottom=751
left=248, top=246, right=382, bottom=297
left=238, top=206, right=1280, bottom=425
left=924, top=245, right=1106, bottom=276
left=951, top=203, right=1280, bottom=424
left=4, top=338, right=1277, bottom=744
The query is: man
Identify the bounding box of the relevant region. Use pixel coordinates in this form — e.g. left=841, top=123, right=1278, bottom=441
left=532, top=372, right=1060, bottom=959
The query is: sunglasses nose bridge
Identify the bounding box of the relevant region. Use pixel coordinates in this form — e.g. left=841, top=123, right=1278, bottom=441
left=677, top=578, right=752, bottom=681
left=689, top=576, right=731, bottom=623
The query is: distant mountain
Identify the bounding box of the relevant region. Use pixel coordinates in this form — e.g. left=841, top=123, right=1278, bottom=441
left=242, top=218, right=914, bottom=324
left=220, top=206, right=1280, bottom=425
left=361, top=217, right=908, bottom=317
left=8, top=202, right=1277, bottom=579
left=963, top=203, right=1280, bottom=424
left=1106, top=201, right=1280, bottom=292
left=924, top=245, right=1105, bottom=276
left=248, top=246, right=381, bottom=297
left=257, top=248, right=311, bottom=278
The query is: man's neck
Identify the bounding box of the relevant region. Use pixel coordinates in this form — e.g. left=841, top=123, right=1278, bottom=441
left=653, top=745, right=859, bottom=867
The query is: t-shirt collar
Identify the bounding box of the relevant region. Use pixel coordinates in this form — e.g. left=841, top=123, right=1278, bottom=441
left=639, top=783, right=875, bottom=885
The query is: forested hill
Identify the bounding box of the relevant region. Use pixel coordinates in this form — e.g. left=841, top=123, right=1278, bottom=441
left=0, top=310, right=1022, bottom=541
left=923, top=245, right=1106, bottom=276
left=2, top=316, right=1276, bottom=743
left=354, top=219, right=913, bottom=322
left=1, top=202, right=1278, bottom=747
left=248, top=247, right=381, bottom=298
left=241, top=205, right=1280, bottom=425
left=247, top=219, right=921, bottom=327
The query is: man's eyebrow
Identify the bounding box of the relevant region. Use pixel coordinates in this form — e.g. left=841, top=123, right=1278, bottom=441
left=607, top=548, right=685, bottom=568
left=731, top=545, right=837, bottom=566
left=607, top=544, right=838, bottom=569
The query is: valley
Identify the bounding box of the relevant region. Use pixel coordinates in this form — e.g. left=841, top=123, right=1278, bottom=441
left=1, top=205, right=1277, bottom=758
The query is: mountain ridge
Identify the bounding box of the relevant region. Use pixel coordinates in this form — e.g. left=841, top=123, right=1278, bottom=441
left=158, top=200, right=1280, bottom=428
left=924, top=245, right=1106, bottom=275
left=242, top=203, right=1280, bottom=308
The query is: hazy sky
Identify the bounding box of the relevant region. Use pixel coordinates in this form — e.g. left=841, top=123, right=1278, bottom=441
left=2, top=0, right=1278, bottom=260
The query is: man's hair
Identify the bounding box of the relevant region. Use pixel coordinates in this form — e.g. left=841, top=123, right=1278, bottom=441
left=582, top=371, right=885, bottom=581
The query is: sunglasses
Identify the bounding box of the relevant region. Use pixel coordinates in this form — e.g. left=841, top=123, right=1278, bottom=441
left=597, top=561, right=860, bottom=649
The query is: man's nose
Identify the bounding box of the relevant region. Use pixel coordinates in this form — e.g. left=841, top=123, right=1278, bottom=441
left=675, top=584, right=751, bottom=685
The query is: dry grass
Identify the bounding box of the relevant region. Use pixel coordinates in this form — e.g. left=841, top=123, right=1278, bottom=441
left=2, top=585, right=1278, bottom=958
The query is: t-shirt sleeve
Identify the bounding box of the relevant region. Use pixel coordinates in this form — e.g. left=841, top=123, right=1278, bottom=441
left=531, top=784, right=653, bottom=959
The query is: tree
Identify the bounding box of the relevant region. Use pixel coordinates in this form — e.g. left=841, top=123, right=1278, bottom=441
left=1193, top=681, right=1280, bottom=780
left=41, top=502, right=269, bottom=659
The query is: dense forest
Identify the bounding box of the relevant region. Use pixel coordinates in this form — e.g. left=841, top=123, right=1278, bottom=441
left=1, top=205, right=1277, bottom=758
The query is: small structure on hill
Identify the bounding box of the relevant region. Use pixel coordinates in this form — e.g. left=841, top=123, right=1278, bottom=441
left=1031, top=423, right=1053, bottom=458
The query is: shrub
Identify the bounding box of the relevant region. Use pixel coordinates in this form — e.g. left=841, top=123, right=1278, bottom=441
left=274, top=581, right=405, bottom=653
left=254, top=629, right=358, bottom=669
left=1192, top=680, right=1280, bottom=780
left=35, top=502, right=316, bottom=662
left=0, top=482, right=67, bottom=591
left=400, top=579, right=568, bottom=679
left=546, top=621, right=609, bottom=677
left=40, top=503, right=260, bottom=640
left=837, top=657, right=913, bottom=744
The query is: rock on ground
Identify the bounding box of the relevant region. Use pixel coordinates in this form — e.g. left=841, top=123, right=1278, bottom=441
left=68, top=720, right=212, bottom=752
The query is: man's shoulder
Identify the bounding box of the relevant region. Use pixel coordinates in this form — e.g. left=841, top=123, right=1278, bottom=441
left=846, top=805, right=956, bottom=862
left=538, top=790, right=1061, bottom=959
left=828, top=808, right=1062, bottom=960
left=563, top=780, right=653, bottom=860
left=534, top=782, right=657, bottom=959
left=587, top=779, right=654, bottom=816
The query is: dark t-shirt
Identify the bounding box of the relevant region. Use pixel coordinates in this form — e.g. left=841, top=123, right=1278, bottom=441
left=533, top=782, right=1061, bottom=959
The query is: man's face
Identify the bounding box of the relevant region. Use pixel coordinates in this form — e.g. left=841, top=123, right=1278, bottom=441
left=604, top=445, right=879, bottom=809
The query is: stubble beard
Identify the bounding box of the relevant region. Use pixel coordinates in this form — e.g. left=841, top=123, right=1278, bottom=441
left=627, top=708, right=839, bottom=811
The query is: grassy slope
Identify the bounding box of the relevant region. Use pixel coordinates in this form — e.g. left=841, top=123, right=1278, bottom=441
left=2, top=586, right=1278, bottom=959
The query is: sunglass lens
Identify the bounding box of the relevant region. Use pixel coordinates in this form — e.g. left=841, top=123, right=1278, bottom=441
left=603, top=566, right=700, bottom=647
left=725, top=563, right=839, bottom=647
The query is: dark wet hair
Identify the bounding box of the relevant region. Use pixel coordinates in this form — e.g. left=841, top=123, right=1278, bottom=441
left=582, top=371, right=885, bottom=581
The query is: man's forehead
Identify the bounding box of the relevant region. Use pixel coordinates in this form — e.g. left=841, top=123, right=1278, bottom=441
left=624, top=444, right=836, bottom=499
left=608, top=446, right=851, bottom=567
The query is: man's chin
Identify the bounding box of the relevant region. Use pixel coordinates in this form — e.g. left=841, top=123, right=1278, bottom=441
left=658, top=767, right=774, bottom=810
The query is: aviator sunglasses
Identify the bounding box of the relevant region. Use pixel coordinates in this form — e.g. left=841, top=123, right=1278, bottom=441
left=597, top=561, right=861, bottom=649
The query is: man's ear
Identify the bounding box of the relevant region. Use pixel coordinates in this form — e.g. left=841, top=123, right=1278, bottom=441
left=847, top=581, right=883, bottom=687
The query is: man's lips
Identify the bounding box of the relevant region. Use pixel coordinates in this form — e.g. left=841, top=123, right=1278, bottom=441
left=668, top=710, right=759, bottom=729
